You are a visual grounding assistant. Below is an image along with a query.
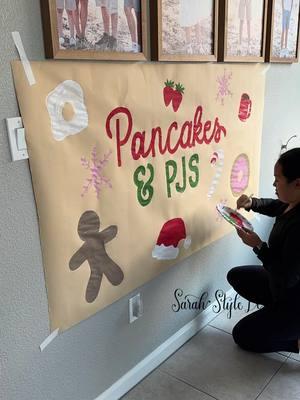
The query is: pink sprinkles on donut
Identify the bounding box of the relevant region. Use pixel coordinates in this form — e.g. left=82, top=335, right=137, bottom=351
left=230, top=153, right=250, bottom=196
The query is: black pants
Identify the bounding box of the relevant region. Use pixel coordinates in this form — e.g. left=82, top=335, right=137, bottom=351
left=227, top=265, right=300, bottom=353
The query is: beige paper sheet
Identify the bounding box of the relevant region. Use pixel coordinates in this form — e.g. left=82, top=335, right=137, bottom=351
left=12, top=61, right=265, bottom=331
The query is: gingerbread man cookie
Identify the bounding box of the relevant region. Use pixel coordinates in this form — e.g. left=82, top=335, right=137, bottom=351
left=69, top=210, right=124, bottom=303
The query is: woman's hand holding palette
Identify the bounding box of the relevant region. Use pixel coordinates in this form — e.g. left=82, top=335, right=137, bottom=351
left=216, top=203, right=253, bottom=232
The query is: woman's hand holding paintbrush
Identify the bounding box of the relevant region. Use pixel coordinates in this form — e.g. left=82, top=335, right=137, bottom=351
left=236, top=193, right=254, bottom=211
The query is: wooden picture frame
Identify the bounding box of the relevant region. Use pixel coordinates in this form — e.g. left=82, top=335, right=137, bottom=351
left=40, top=0, right=148, bottom=61
left=150, top=0, right=218, bottom=62
left=265, top=0, right=300, bottom=62
left=218, top=0, right=268, bottom=62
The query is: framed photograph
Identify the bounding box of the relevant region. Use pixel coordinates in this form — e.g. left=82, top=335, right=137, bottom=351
left=40, top=0, right=148, bottom=60
left=219, top=0, right=268, bottom=62
left=150, top=0, right=218, bottom=61
left=265, top=0, right=300, bottom=62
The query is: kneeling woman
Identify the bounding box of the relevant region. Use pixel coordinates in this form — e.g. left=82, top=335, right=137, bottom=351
left=228, top=147, right=300, bottom=353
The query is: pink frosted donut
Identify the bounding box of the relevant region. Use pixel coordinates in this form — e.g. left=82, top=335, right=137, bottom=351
left=230, top=154, right=249, bottom=196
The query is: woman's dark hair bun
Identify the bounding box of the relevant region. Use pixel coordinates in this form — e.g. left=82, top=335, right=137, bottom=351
left=278, top=147, right=300, bottom=182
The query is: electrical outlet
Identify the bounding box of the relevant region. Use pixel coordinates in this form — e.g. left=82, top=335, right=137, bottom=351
left=129, top=293, right=143, bottom=323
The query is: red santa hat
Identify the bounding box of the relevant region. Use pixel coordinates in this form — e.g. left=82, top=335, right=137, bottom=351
left=152, top=218, right=191, bottom=260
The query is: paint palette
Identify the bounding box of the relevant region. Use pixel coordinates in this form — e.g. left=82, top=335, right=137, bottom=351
left=216, top=203, right=253, bottom=232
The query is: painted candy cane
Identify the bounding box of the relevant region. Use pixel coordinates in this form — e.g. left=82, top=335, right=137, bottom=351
left=207, top=149, right=224, bottom=199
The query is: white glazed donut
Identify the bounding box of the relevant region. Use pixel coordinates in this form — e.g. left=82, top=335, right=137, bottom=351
left=230, top=153, right=250, bottom=196
left=46, top=80, right=88, bottom=141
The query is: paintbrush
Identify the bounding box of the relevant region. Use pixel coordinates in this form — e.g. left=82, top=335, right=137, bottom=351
left=235, top=193, right=254, bottom=212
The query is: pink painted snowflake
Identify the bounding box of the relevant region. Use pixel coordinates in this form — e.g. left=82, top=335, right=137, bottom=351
left=81, top=146, right=112, bottom=198
left=216, top=69, right=233, bottom=105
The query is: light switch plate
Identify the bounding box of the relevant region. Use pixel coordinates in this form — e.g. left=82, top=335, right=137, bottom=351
left=6, top=117, right=28, bottom=161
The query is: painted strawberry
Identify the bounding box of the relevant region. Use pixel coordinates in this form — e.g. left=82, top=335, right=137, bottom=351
left=172, top=83, right=184, bottom=112
left=163, top=80, right=175, bottom=107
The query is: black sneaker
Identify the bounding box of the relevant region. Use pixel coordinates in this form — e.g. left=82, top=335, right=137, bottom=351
left=80, top=37, right=90, bottom=49
left=95, top=32, right=110, bottom=48
left=107, top=36, right=117, bottom=51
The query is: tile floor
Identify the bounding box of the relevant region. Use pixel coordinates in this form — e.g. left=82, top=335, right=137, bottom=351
left=122, top=295, right=300, bottom=400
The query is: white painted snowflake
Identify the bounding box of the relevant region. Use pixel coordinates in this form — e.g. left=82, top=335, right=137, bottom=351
left=216, top=69, right=233, bottom=105
left=81, top=146, right=112, bottom=198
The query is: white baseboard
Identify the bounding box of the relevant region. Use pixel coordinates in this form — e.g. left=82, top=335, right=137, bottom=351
left=95, top=288, right=235, bottom=400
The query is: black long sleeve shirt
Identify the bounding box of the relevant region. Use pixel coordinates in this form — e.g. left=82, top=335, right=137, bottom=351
left=248, top=198, right=300, bottom=302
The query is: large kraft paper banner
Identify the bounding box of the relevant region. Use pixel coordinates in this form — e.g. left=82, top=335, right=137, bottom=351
left=12, top=61, right=265, bottom=332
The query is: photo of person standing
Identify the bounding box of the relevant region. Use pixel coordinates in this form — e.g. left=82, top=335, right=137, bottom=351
left=238, top=0, right=252, bottom=53
left=280, top=0, right=293, bottom=57
left=95, top=0, right=118, bottom=51
left=50, top=0, right=146, bottom=56
left=124, top=0, right=141, bottom=52
left=56, top=0, right=77, bottom=48
left=75, top=0, right=89, bottom=47
left=178, top=0, right=202, bottom=54
left=270, top=0, right=300, bottom=60
left=226, top=0, right=264, bottom=58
